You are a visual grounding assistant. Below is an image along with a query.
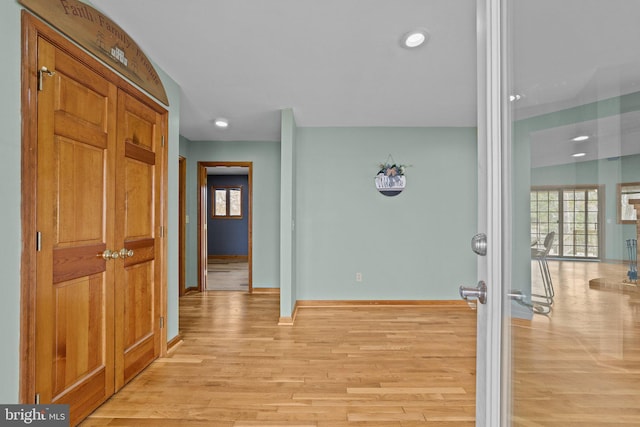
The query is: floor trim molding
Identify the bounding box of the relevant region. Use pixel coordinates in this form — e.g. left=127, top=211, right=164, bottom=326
left=167, top=334, right=183, bottom=353
left=278, top=300, right=467, bottom=326
left=296, top=299, right=468, bottom=307
left=208, top=255, right=249, bottom=262
left=252, top=287, right=280, bottom=294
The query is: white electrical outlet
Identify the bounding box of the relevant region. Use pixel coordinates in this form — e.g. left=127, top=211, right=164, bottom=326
left=356, top=272, right=362, bottom=282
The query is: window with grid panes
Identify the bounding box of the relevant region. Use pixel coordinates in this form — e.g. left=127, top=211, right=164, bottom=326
left=531, top=187, right=601, bottom=259
left=211, top=186, right=243, bottom=219
left=530, top=190, right=560, bottom=256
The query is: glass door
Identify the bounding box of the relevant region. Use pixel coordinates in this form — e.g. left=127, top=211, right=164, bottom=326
left=478, top=0, right=640, bottom=424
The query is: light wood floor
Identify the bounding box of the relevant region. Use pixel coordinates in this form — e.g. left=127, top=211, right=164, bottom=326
left=81, top=295, right=476, bottom=426
left=207, top=260, right=249, bottom=291
left=80, top=260, right=640, bottom=426
left=512, top=260, right=640, bottom=426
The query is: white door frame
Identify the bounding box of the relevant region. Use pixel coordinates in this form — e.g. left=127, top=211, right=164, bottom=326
left=476, top=0, right=510, bottom=425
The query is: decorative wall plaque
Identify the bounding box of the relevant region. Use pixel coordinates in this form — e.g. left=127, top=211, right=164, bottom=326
left=20, top=0, right=169, bottom=105
left=375, top=156, right=408, bottom=197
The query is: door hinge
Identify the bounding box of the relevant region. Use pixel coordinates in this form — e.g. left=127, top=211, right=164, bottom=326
left=38, top=66, right=56, bottom=91
left=159, top=226, right=164, bottom=238
left=36, top=231, right=42, bottom=252
left=161, top=135, right=165, bottom=148
left=35, top=393, right=40, bottom=404
left=160, top=316, right=164, bottom=329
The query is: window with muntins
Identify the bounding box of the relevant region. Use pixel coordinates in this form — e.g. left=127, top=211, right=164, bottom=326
left=212, top=186, right=243, bottom=219
left=531, top=186, right=601, bottom=259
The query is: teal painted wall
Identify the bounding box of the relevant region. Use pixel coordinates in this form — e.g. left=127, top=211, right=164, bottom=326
left=158, top=67, right=181, bottom=343
left=280, top=109, right=297, bottom=317
left=0, top=1, right=181, bottom=402
left=181, top=128, right=478, bottom=303
left=294, top=127, right=478, bottom=300
left=0, top=0, right=24, bottom=404
left=183, top=140, right=282, bottom=289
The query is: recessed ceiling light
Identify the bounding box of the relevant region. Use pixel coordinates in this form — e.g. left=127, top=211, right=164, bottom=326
left=509, top=94, right=522, bottom=102
left=401, top=29, right=429, bottom=48
left=572, top=152, right=586, bottom=158
left=214, top=118, right=229, bottom=128
left=571, top=135, right=589, bottom=142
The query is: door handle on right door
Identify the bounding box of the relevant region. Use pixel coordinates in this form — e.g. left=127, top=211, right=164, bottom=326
left=119, top=248, right=134, bottom=259
left=459, top=280, right=487, bottom=304
left=508, top=290, right=526, bottom=302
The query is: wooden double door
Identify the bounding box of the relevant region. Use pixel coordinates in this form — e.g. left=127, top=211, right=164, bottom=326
left=28, top=19, right=167, bottom=425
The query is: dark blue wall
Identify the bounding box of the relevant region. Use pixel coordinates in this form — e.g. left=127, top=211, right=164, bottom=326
left=207, top=175, right=249, bottom=256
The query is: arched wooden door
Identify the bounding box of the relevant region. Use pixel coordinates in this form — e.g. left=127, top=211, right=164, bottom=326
left=27, top=15, right=167, bottom=425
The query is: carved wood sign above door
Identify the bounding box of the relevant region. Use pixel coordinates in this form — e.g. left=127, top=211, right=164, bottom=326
left=20, top=0, right=169, bottom=105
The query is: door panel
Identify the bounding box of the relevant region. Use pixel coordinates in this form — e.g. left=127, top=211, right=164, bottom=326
left=35, top=37, right=116, bottom=424
left=55, top=137, right=106, bottom=244
left=125, top=155, right=154, bottom=237
left=123, top=263, right=156, bottom=381
left=115, top=91, right=162, bottom=389
left=53, top=275, right=105, bottom=396
left=124, top=263, right=154, bottom=347
left=53, top=243, right=107, bottom=284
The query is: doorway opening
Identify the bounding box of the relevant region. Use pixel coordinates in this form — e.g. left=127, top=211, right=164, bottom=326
left=198, top=161, right=253, bottom=292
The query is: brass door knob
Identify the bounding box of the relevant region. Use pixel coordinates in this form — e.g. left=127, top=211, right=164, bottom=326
left=101, top=249, right=119, bottom=260
left=119, top=248, right=134, bottom=259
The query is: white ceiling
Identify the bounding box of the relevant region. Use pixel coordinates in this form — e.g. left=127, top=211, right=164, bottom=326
left=90, top=0, right=476, bottom=141
left=91, top=0, right=640, bottom=162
